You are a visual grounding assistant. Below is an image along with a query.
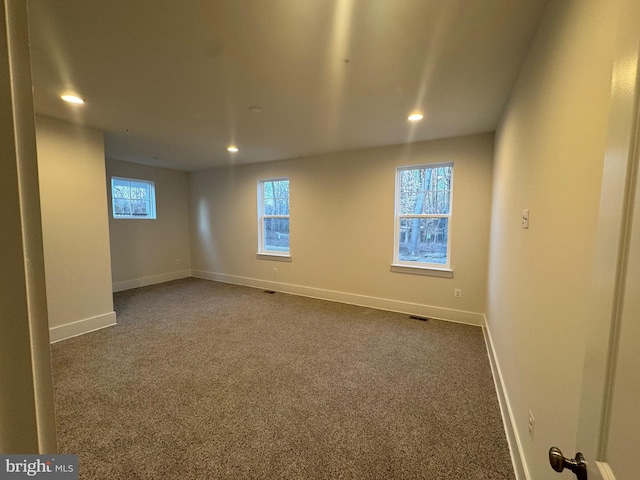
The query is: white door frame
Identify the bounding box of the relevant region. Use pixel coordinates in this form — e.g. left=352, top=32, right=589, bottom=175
left=576, top=0, right=640, bottom=477
left=1, top=0, right=57, bottom=452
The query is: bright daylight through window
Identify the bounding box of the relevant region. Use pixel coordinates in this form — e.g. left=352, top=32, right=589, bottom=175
left=395, top=163, right=453, bottom=269
left=258, top=178, right=290, bottom=255
left=111, top=177, right=156, bottom=219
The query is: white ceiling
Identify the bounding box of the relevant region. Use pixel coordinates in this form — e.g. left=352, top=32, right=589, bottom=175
left=27, top=0, right=548, bottom=172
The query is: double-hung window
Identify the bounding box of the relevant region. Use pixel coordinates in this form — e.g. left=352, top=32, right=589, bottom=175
left=394, top=163, right=453, bottom=270
left=258, top=178, right=290, bottom=256
left=111, top=176, right=156, bottom=219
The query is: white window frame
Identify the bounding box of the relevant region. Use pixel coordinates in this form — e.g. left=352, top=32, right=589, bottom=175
left=392, top=163, right=453, bottom=276
left=111, top=176, right=156, bottom=220
left=257, top=178, right=291, bottom=259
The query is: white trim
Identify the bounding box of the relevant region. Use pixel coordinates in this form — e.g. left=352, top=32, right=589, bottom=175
left=394, top=163, right=454, bottom=270
left=482, top=315, right=530, bottom=480
left=257, top=177, right=290, bottom=256
left=596, top=462, right=616, bottom=480
left=191, top=269, right=483, bottom=326
left=112, top=269, right=191, bottom=292
left=111, top=176, right=156, bottom=220
left=256, top=253, right=292, bottom=262
left=49, top=311, right=117, bottom=343
left=390, top=264, right=454, bottom=278
left=575, top=0, right=640, bottom=463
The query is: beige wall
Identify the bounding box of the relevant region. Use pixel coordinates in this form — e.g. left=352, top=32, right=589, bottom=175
left=486, top=0, right=617, bottom=478
left=36, top=116, right=116, bottom=340
left=106, top=159, right=191, bottom=291
left=191, top=133, right=493, bottom=324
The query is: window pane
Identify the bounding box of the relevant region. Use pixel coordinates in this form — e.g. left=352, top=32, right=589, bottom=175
left=273, top=180, right=288, bottom=197
left=399, top=166, right=452, bottom=215
left=112, top=178, right=130, bottom=189
left=114, top=198, right=131, bottom=216
left=399, top=169, right=420, bottom=214
left=264, top=218, right=290, bottom=252
left=132, top=200, right=150, bottom=216
left=264, top=198, right=275, bottom=215
left=398, top=217, right=448, bottom=264
left=130, top=186, right=147, bottom=200
left=275, top=197, right=289, bottom=215
left=263, top=182, right=274, bottom=199
left=113, top=186, right=128, bottom=199
left=423, top=191, right=451, bottom=215
left=111, top=177, right=156, bottom=219
left=259, top=178, right=289, bottom=254
left=130, top=180, right=148, bottom=190
left=428, top=166, right=452, bottom=214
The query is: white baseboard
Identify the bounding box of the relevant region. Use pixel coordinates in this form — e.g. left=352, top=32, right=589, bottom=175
left=112, top=269, right=191, bottom=292
left=191, top=270, right=484, bottom=326
left=49, top=311, right=117, bottom=343
left=482, top=316, right=529, bottom=480
left=596, top=461, right=616, bottom=480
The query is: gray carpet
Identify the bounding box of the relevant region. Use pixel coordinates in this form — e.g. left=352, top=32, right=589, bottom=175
left=51, top=278, right=514, bottom=479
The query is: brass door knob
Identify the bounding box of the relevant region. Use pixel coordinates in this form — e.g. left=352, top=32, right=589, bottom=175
left=549, top=447, right=587, bottom=480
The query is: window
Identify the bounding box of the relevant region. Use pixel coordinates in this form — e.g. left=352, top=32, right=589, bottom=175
left=394, top=163, right=453, bottom=270
left=111, top=176, right=156, bottom=219
left=258, top=178, right=290, bottom=256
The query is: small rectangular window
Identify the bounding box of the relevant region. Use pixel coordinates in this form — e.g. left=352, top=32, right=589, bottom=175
left=258, top=178, right=290, bottom=255
left=394, top=163, right=453, bottom=269
left=111, top=176, right=156, bottom=219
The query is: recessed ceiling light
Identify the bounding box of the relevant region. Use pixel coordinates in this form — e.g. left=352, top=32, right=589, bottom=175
left=408, top=113, right=424, bottom=121
left=227, top=146, right=238, bottom=153
left=249, top=106, right=262, bottom=113
left=60, top=94, right=85, bottom=104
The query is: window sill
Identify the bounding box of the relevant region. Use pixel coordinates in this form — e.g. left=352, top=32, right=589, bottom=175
left=390, top=264, right=453, bottom=278
left=256, top=253, right=292, bottom=262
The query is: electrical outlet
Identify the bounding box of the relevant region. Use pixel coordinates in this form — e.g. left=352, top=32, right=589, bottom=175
left=273, top=267, right=278, bottom=276
left=454, top=289, right=462, bottom=298
left=528, top=410, right=535, bottom=441
left=175, top=258, right=181, bottom=265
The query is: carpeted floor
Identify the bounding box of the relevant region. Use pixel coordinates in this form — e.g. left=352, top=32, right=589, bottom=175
left=51, top=278, right=514, bottom=479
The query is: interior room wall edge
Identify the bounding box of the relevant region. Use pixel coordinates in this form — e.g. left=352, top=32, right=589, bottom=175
left=48, top=311, right=116, bottom=344
left=482, top=317, right=530, bottom=480
left=112, top=269, right=192, bottom=292
left=191, top=270, right=484, bottom=326
left=106, top=158, right=192, bottom=286
left=189, top=133, right=494, bottom=317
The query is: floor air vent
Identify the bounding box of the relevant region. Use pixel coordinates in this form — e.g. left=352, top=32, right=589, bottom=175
left=264, top=290, right=276, bottom=294
left=409, top=315, right=429, bottom=322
